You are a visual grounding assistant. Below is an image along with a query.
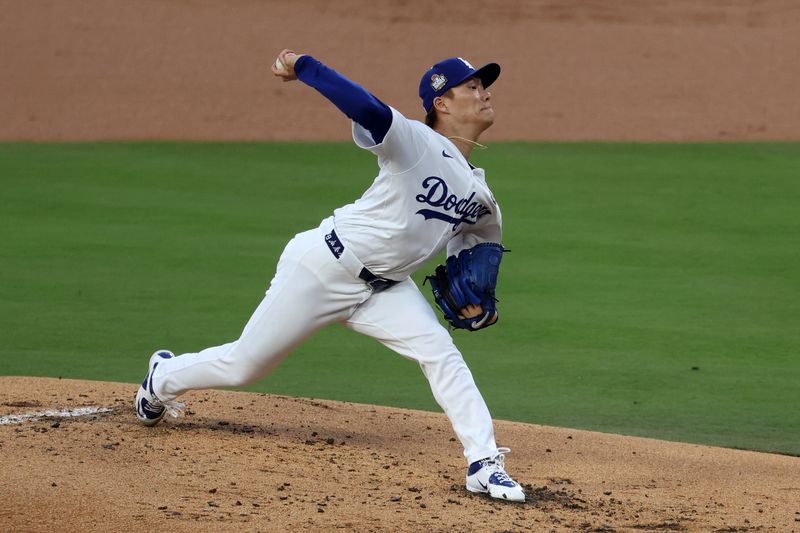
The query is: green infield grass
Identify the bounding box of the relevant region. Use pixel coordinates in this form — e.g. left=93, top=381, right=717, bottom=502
left=1, top=141, right=798, bottom=455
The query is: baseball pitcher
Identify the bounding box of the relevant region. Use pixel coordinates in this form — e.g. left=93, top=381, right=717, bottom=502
left=135, top=49, right=525, bottom=502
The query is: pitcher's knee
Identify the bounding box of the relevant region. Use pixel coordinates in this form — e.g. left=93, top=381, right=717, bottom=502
left=410, top=330, right=462, bottom=366
left=218, top=345, right=281, bottom=387
left=215, top=346, right=268, bottom=387
left=426, top=349, right=470, bottom=374
left=222, top=365, right=260, bottom=387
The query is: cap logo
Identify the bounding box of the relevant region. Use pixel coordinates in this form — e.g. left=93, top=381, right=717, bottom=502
left=457, top=57, right=475, bottom=70
left=430, top=73, right=447, bottom=91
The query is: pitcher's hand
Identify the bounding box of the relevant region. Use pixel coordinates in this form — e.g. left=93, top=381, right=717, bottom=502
left=458, top=304, right=498, bottom=326
left=271, top=49, right=304, bottom=82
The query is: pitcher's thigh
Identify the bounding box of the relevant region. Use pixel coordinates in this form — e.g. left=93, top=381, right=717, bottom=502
left=345, top=279, right=457, bottom=363
left=345, top=280, right=498, bottom=462
left=227, top=243, right=369, bottom=378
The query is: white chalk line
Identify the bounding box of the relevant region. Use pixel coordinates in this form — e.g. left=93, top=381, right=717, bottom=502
left=0, top=406, right=113, bottom=426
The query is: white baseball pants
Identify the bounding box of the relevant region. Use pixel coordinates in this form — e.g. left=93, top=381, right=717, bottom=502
left=151, top=221, right=499, bottom=463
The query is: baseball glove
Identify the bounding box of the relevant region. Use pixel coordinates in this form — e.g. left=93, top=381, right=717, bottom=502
left=425, top=243, right=507, bottom=331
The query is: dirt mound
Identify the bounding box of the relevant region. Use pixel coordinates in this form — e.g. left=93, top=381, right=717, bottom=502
left=1, top=377, right=798, bottom=532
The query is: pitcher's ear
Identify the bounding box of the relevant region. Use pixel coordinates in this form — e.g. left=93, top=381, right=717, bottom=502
left=433, top=96, right=449, bottom=114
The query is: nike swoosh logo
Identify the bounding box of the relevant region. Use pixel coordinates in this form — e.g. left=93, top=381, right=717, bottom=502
left=478, top=480, right=488, bottom=490
left=442, top=150, right=453, bottom=159
left=470, top=311, right=492, bottom=329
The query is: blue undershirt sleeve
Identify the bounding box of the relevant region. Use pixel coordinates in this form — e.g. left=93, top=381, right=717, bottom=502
left=294, top=55, right=392, bottom=144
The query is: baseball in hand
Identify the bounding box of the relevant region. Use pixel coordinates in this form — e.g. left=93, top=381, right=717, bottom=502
left=272, top=50, right=300, bottom=81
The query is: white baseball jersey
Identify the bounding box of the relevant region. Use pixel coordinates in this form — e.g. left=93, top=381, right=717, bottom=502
left=333, top=107, right=502, bottom=280
left=149, top=106, right=504, bottom=466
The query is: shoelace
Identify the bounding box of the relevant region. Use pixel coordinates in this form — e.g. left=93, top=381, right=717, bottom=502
left=488, top=447, right=514, bottom=483
left=149, top=394, right=185, bottom=419
left=161, top=399, right=185, bottom=419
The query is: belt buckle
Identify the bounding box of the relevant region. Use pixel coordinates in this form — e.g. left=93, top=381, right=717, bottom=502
left=367, top=278, right=393, bottom=293
left=358, top=267, right=396, bottom=293
left=368, top=276, right=399, bottom=293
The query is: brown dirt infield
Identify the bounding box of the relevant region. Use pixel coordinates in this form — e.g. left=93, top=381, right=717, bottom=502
left=1, top=0, right=799, bottom=141
left=2, top=1, right=800, bottom=532
left=2, top=377, right=799, bottom=532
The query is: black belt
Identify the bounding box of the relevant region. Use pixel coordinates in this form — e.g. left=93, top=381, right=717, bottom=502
left=357, top=267, right=399, bottom=294
left=324, top=229, right=399, bottom=294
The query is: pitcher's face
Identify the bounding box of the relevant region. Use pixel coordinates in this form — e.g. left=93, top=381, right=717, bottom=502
left=446, top=77, right=495, bottom=129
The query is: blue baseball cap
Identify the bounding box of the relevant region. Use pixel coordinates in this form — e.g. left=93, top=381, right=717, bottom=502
left=419, top=57, right=501, bottom=113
